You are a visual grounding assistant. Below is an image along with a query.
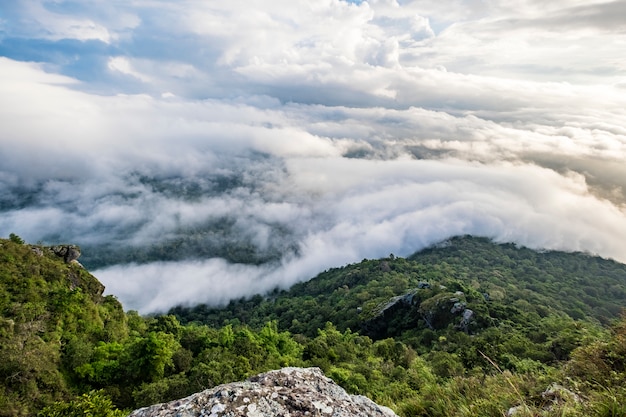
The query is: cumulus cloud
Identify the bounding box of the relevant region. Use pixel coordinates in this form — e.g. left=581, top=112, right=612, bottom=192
left=1, top=0, right=626, bottom=312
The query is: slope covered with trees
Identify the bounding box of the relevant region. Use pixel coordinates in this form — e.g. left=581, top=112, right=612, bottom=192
left=0, top=236, right=126, bottom=415
left=1, top=235, right=626, bottom=416
left=173, top=236, right=626, bottom=340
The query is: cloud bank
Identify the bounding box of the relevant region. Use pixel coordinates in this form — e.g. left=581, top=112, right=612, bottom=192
left=1, top=0, right=625, bottom=312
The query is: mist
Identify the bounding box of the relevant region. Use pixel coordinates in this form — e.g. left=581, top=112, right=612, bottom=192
left=1, top=0, right=625, bottom=313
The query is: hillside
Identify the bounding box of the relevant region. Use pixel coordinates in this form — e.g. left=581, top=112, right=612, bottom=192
left=0, top=236, right=127, bottom=415
left=2, top=234, right=626, bottom=416
left=408, top=236, right=626, bottom=323
left=0, top=236, right=305, bottom=415
left=171, top=236, right=626, bottom=338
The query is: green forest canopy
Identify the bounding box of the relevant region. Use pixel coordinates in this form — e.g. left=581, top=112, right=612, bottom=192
left=1, top=235, right=625, bottom=417
left=173, top=236, right=626, bottom=336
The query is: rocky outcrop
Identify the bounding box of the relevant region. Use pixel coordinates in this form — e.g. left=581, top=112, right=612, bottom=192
left=375, top=291, right=417, bottom=317
left=541, top=383, right=581, bottom=408
left=128, top=367, right=398, bottom=417
left=361, top=286, right=480, bottom=338
left=360, top=290, right=420, bottom=338
left=44, top=244, right=104, bottom=297
left=507, top=383, right=581, bottom=416
left=457, top=309, right=474, bottom=333
left=51, top=244, right=81, bottom=264
left=31, top=247, right=44, bottom=257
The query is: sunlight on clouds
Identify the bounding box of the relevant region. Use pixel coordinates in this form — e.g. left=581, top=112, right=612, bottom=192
left=108, top=56, right=153, bottom=82
left=2, top=0, right=626, bottom=312
left=0, top=57, right=77, bottom=86
left=20, top=0, right=112, bottom=43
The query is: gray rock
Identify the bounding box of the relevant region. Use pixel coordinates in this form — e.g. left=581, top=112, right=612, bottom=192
left=361, top=290, right=419, bottom=337
left=377, top=292, right=416, bottom=315
left=541, top=383, right=581, bottom=405
left=457, top=309, right=474, bottom=332
left=128, top=367, right=398, bottom=417
left=450, top=302, right=466, bottom=314
left=51, top=245, right=81, bottom=263
left=506, top=405, right=526, bottom=416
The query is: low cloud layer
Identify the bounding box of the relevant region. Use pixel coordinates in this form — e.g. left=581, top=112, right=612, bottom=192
left=1, top=1, right=625, bottom=312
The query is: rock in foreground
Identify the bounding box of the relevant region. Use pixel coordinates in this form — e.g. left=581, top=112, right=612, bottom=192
left=129, top=367, right=398, bottom=417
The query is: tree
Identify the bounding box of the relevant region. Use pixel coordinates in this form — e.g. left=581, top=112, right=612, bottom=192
left=8, top=234, right=24, bottom=245
left=126, top=332, right=179, bottom=382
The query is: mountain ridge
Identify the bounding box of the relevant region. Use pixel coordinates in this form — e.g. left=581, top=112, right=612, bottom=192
left=171, top=235, right=626, bottom=337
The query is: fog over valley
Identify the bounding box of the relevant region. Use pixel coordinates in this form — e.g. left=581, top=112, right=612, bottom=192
left=1, top=0, right=625, bottom=312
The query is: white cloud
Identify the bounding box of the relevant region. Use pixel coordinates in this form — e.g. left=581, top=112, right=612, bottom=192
left=10, top=1, right=112, bottom=43
left=108, top=56, right=152, bottom=82
left=397, top=1, right=626, bottom=84
left=95, top=158, right=626, bottom=313
left=1, top=1, right=626, bottom=312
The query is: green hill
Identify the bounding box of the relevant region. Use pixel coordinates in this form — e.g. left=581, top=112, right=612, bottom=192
left=2, top=234, right=626, bottom=417
left=408, top=236, right=625, bottom=323
left=0, top=237, right=126, bottom=415
left=172, top=235, right=626, bottom=338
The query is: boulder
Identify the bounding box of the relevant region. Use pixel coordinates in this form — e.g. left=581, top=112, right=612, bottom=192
left=361, top=290, right=419, bottom=338
left=129, top=367, right=398, bottom=417
left=541, top=383, right=581, bottom=406
left=450, top=301, right=466, bottom=314
left=457, top=309, right=474, bottom=332
left=51, top=245, right=81, bottom=263
left=506, top=405, right=527, bottom=416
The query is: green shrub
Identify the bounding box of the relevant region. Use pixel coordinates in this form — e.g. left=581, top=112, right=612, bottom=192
left=37, top=391, right=125, bottom=417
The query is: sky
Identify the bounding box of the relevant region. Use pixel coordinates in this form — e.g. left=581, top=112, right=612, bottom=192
left=1, top=0, right=626, bottom=313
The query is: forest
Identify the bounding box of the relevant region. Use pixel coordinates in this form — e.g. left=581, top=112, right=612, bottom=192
left=1, top=234, right=625, bottom=416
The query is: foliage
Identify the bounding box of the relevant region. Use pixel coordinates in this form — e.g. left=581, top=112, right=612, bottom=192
left=8, top=234, right=24, bottom=245
left=37, top=391, right=125, bottom=417
left=171, top=236, right=623, bottom=375
left=0, top=238, right=124, bottom=415
left=2, top=235, right=626, bottom=417
left=174, top=236, right=626, bottom=335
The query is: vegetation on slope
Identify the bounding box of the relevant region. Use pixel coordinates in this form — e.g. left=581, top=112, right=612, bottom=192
left=0, top=236, right=126, bottom=415
left=409, top=236, right=626, bottom=324
left=172, top=236, right=626, bottom=345
left=1, top=235, right=626, bottom=417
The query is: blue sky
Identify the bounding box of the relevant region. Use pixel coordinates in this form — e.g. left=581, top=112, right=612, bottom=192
left=1, top=0, right=625, bottom=312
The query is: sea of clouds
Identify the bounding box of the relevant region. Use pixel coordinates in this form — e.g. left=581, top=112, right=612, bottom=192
left=1, top=0, right=625, bottom=312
